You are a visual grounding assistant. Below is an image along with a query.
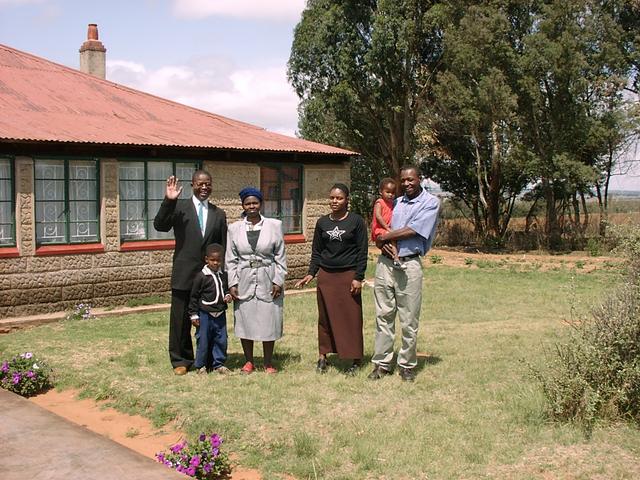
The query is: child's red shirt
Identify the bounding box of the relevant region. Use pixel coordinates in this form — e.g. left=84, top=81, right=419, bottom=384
left=371, top=198, right=394, bottom=241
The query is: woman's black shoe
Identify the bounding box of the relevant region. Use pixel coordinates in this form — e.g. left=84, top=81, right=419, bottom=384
left=316, top=358, right=328, bottom=374
left=344, top=363, right=360, bottom=376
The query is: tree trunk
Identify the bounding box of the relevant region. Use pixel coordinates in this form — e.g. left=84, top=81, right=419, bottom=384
left=487, top=122, right=502, bottom=238
left=472, top=198, right=484, bottom=237
left=580, top=191, right=589, bottom=234
left=525, top=197, right=539, bottom=234
left=543, top=178, right=562, bottom=249
left=595, top=183, right=606, bottom=237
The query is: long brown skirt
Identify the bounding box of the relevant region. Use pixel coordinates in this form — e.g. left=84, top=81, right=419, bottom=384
left=316, top=267, right=363, bottom=359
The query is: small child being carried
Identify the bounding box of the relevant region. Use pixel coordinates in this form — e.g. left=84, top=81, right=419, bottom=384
left=188, top=243, right=233, bottom=374
left=371, top=177, right=405, bottom=270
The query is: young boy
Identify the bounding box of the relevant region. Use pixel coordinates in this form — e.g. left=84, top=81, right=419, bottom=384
left=188, top=243, right=233, bottom=374
left=371, top=177, right=405, bottom=270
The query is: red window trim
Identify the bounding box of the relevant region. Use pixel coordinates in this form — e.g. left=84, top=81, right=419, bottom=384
left=120, top=239, right=176, bottom=252
left=36, top=243, right=105, bottom=256
left=0, top=247, right=20, bottom=258
left=284, top=234, right=306, bottom=244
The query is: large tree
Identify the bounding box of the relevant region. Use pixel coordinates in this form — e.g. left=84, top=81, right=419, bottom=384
left=288, top=0, right=445, bottom=181
left=420, top=2, right=529, bottom=242
left=514, top=0, right=634, bottom=248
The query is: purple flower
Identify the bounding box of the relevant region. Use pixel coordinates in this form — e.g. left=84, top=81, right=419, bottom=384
left=186, top=466, right=196, bottom=476
left=212, top=447, right=219, bottom=457
left=12, top=372, right=21, bottom=384
left=189, top=455, right=201, bottom=467
left=24, top=352, right=33, bottom=359
left=210, top=434, right=221, bottom=447
left=170, top=441, right=185, bottom=453
left=203, top=463, right=211, bottom=474
left=26, top=371, right=35, bottom=378
left=198, top=433, right=206, bottom=442
left=156, top=453, right=165, bottom=463
left=1, top=361, right=8, bottom=373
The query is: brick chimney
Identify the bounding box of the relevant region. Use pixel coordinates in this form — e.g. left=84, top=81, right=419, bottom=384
left=79, top=24, right=106, bottom=79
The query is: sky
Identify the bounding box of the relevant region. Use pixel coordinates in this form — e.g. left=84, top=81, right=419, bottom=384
left=1, top=0, right=638, bottom=190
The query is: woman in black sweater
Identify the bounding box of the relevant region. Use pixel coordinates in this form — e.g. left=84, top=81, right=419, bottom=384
left=295, top=183, right=368, bottom=375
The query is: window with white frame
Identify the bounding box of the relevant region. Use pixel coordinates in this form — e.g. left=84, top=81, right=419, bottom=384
left=0, top=158, right=15, bottom=246
left=260, top=164, right=303, bottom=234
left=119, top=160, right=200, bottom=242
left=34, top=159, right=99, bottom=245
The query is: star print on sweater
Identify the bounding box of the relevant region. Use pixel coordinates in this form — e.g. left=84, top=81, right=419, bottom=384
left=326, top=225, right=346, bottom=241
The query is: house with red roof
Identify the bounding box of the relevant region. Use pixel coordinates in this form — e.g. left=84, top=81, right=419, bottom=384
left=0, top=26, right=355, bottom=318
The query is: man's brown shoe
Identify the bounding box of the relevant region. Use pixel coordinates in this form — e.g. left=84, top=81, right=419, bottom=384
left=173, top=366, right=188, bottom=376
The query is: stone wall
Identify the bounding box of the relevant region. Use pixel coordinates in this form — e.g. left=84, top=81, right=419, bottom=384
left=0, top=157, right=351, bottom=318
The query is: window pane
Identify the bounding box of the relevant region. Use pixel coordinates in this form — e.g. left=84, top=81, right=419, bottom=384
left=36, top=202, right=65, bottom=244
left=35, top=160, right=66, bottom=244
left=147, top=198, right=172, bottom=240
left=69, top=162, right=97, bottom=202
left=120, top=162, right=147, bottom=240
left=119, top=160, right=200, bottom=242
left=0, top=159, right=13, bottom=245
left=176, top=163, right=198, bottom=182
left=260, top=165, right=302, bottom=234
left=35, top=159, right=99, bottom=245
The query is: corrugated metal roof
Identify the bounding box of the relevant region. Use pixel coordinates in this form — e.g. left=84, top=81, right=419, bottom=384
left=0, top=44, right=354, bottom=156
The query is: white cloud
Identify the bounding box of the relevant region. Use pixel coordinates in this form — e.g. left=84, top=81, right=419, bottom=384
left=172, top=0, right=305, bottom=22
left=106, top=57, right=300, bottom=137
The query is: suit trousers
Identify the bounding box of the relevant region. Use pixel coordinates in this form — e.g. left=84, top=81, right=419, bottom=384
left=169, top=289, right=194, bottom=368
left=372, top=255, right=423, bottom=370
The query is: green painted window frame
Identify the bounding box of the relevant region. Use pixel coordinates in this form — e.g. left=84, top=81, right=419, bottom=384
left=33, top=157, right=100, bottom=246
left=0, top=156, right=16, bottom=247
left=118, top=159, right=201, bottom=242
left=260, top=163, right=303, bottom=234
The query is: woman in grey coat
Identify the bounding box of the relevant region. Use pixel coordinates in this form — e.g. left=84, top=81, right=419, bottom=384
left=226, top=187, right=287, bottom=374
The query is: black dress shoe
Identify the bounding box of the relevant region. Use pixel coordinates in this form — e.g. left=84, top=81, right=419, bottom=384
left=344, top=362, right=361, bottom=377
left=367, top=366, right=392, bottom=380
left=316, top=358, right=328, bottom=374
left=399, top=367, right=416, bottom=382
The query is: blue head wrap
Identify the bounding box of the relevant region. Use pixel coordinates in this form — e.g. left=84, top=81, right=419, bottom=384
left=239, top=187, right=263, bottom=203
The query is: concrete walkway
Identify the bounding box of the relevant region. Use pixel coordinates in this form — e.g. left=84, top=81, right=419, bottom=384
left=0, top=389, right=184, bottom=480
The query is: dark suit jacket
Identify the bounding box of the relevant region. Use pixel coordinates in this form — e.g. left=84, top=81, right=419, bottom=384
left=154, top=198, right=228, bottom=291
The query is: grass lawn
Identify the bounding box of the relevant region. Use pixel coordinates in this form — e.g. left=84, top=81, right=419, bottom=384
left=2, top=264, right=640, bottom=479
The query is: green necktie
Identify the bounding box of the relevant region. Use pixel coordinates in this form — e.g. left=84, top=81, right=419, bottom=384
left=198, top=202, right=205, bottom=235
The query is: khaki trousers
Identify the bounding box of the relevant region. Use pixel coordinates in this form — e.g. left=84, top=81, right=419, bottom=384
left=372, top=255, right=423, bottom=370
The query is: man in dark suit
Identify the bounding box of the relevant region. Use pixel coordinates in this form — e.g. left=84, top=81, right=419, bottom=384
left=154, top=170, right=227, bottom=375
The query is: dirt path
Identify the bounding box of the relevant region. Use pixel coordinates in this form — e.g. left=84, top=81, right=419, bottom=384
left=29, top=389, right=263, bottom=480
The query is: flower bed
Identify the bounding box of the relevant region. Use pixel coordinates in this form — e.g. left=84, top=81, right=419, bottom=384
left=1, top=352, right=52, bottom=397
left=156, top=433, right=231, bottom=479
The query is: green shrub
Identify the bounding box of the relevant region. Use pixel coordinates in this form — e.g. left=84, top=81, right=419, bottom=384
left=532, top=226, right=640, bottom=433
left=586, top=237, right=602, bottom=257
left=429, top=254, right=443, bottom=264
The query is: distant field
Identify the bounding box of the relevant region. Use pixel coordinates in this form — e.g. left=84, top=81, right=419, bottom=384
left=436, top=197, right=640, bottom=249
